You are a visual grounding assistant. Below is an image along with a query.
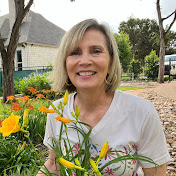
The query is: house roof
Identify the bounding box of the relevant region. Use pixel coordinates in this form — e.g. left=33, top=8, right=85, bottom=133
left=0, top=11, right=66, bottom=46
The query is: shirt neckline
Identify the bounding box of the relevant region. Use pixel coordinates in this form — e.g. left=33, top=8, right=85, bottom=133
left=69, top=90, right=119, bottom=136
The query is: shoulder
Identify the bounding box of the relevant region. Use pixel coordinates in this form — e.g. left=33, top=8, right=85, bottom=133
left=115, top=90, right=158, bottom=122
left=116, top=90, right=154, bottom=110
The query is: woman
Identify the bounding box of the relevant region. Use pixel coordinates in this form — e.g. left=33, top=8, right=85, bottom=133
left=37, top=19, right=170, bottom=176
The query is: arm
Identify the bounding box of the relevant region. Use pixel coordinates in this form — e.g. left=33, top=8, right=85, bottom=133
left=36, top=148, right=60, bottom=176
left=143, top=164, right=167, bottom=176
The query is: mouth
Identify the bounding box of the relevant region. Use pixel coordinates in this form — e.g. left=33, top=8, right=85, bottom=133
left=77, top=71, right=96, bottom=76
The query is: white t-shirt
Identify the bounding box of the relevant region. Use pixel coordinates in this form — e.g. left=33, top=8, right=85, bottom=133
left=44, top=90, right=170, bottom=176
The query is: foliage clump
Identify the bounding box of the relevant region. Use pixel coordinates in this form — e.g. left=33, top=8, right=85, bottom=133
left=144, top=50, right=159, bottom=79
left=128, top=59, right=143, bottom=78
left=114, top=32, right=132, bottom=72
left=14, top=72, right=51, bottom=95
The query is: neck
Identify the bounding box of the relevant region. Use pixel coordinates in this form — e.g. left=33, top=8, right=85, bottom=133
left=74, top=88, right=114, bottom=111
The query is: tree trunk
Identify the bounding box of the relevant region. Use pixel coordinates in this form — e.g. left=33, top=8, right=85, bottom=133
left=0, top=38, right=15, bottom=102
left=156, top=0, right=165, bottom=83
left=158, top=39, right=165, bottom=83
left=156, top=0, right=176, bottom=83
left=0, top=0, right=34, bottom=102
left=2, top=57, right=15, bottom=103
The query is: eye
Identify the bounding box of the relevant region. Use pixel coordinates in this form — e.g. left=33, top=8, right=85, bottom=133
left=70, top=50, right=81, bottom=56
left=91, top=48, right=102, bottom=55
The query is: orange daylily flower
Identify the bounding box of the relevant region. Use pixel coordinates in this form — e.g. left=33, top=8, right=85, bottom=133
left=19, top=96, right=30, bottom=103
left=41, top=89, right=50, bottom=94
left=28, top=105, right=34, bottom=111
left=28, top=87, right=36, bottom=94
left=0, top=113, right=21, bottom=137
left=36, top=94, right=45, bottom=99
left=11, top=102, right=23, bottom=112
left=55, top=115, right=71, bottom=124
left=38, top=105, right=55, bottom=113
left=25, top=101, right=34, bottom=111
left=7, top=96, right=15, bottom=101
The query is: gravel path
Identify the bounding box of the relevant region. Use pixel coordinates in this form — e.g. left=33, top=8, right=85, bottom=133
left=121, top=80, right=176, bottom=176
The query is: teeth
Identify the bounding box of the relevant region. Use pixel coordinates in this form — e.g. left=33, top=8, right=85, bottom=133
left=79, top=72, right=95, bottom=76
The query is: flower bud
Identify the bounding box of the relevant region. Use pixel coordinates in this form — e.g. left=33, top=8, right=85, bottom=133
left=22, top=109, right=29, bottom=128
left=75, top=105, right=80, bottom=117
left=99, top=142, right=108, bottom=159
left=63, top=91, right=69, bottom=105
left=59, top=158, right=75, bottom=169
left=90, top=159, right=101, bottom=176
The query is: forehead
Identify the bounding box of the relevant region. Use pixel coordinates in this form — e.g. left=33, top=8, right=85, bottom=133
left=79, top=29, right=107, bottom=46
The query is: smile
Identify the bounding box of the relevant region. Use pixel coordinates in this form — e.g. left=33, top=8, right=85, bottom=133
left=78, top=72, right=96, bottom=76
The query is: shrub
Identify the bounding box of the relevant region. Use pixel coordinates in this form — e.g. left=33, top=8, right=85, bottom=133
left=128, top=59, right=143, bottom=78
left=144, top=50, right=159, bottom=79
left=164, top=76, right=174, bottom=82
left=14, top=72, right=51, bottom=95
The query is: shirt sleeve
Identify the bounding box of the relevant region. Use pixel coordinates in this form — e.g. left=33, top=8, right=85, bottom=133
left=137, top=103, right=170, bottom=168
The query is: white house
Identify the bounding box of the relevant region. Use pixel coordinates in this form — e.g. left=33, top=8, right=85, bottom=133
left=0, top=0, right=65, bottom=71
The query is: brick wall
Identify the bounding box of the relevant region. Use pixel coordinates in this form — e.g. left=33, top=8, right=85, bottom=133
left=27, top=44, right=59, bottom=68
left=0, top=44, right=59, bottom=71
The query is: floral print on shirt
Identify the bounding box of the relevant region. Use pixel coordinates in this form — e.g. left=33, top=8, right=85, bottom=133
left=66, top=143, right=139, bottom=176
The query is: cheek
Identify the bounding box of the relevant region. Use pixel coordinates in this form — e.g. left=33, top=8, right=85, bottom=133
left=66, top=60, right=73, bottom=73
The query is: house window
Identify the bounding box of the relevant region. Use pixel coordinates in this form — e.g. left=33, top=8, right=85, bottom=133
left=17, top=50, right=22, bottom=71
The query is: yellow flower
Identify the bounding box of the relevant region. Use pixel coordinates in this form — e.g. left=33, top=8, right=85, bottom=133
left=63, top=91, right=69, bottom=105
left=99, top=142, right=108, bottom=159
left=59, top=158, right=87, bottom=171
left=74, top=158, right=81, bottom=166
left=22, top=109, right=29, bottom=128
left=90, top=159, right=101, bottom=176
left=55, top=115, right=71, bottom=124
left=96, top=142, right=109, bottom=164
left=59, top=158, right=75, bottom=169
left=0, top=113, right=21, bottom=137
left=38, top=105, right=55, bottom=113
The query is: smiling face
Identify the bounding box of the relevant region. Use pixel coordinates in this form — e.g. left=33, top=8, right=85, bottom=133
left=66, top=29, right=111, bottom=92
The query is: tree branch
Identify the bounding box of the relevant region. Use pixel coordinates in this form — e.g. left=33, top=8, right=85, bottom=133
left=169, top=33, right=176, bottom=39
left=7, top=0, right=34, bottom=59
left=165, top=11, right=176, bottom=35
left=162, top=9, right=176, bottom=21
left=24, top=0, right=34, bottom=15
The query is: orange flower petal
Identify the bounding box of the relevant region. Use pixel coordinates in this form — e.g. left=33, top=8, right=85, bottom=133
left=38, top=105, right=55, bottom=113
left=7, top=96, right=15, bottom=101
left=55, top=115, right=71, bottom=123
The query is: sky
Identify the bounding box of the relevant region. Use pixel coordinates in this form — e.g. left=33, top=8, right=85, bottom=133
left=0, top=0, right=176, bottom=33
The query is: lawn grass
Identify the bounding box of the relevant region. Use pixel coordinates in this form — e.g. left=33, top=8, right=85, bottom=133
left=118, top=86, right=152, bottom=91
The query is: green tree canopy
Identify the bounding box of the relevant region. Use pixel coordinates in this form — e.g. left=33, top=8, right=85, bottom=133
left=114, top=32, right=132, bottom=72
left=118, top=17, right=160, bottom=65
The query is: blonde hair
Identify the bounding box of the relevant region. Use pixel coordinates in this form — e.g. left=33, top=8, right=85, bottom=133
left=51, top=19, right=121, bottom=93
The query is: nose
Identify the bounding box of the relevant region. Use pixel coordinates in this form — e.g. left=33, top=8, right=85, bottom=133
left=78, top=52, right=92, bottom=66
